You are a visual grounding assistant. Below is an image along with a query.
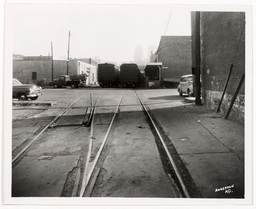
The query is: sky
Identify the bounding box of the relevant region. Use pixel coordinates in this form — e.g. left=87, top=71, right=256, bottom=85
left=10, top=4, right=191, bottom=64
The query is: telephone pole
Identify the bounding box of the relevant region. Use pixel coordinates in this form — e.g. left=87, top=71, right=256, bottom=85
left=195, top=12, right=201, bottom=105
left=67, top=31, right=71, bottom=75
left=191, top=12, right=201, bottom=105
left=51, top=42, right=54, bottom=81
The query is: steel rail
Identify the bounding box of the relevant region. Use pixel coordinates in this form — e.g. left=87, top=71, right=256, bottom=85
left=79, top=93, right=101, bottom=196
left=79, top=92, right=123, bottom=197
left=12, top=93, right=87, bottom=164
left=134, top=90, right=191, bottom=198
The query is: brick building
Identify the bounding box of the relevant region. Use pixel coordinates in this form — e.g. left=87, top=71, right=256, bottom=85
left=152, top=36, right=192, bottom=84
left=196, top=12, right=245, bottom=122
left=13, top=55, right=97, bottom=85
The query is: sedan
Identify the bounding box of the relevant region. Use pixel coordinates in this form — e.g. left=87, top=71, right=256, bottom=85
left=177, top=74, right=193, bottom=97
left=13, top=78, right=43, bottom=100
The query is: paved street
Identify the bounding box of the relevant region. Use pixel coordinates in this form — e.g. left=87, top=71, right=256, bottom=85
left=12, top=88, right=244, bottom=198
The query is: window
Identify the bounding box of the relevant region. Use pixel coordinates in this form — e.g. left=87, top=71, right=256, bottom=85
left=32, top=72, right=37, bottom=80
left=181, top=77, right=186, bottom=82
left=187, top=77, right=193, bottom=82
left=13, top=79, right=21, bottom=86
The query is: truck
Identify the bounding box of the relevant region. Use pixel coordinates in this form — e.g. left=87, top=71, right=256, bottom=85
left=49, top=75, right=81, bottom=88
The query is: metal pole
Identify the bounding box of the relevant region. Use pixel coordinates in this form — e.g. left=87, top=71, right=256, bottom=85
left=51, top=42, right=54, bottom=81
left=224, top=73, right=245, bottom=119
left=195, top=12, right=201, bottom=105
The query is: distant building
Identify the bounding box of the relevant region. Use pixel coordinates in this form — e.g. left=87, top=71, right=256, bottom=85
left=13, top=55, right=98, bottom=85
left=147, top=45, right=157, bottom=63
left=134, top=45, right=144, bottom=65
left=153, top=36, right=192, bottom=84
left=77, top=60, right=97, bottom=86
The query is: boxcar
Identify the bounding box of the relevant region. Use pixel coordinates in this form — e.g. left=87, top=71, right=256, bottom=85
left=144, top=63, right=162, bottom=88
left=97, top=63, right=119, bottom=87
left=120, top=63, right=141, bottom=88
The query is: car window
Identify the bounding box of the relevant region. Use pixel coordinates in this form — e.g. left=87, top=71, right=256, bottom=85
left=181, top=76, right=193, bottom=82
left=181, top=77, right=186, bottom=82
left=187, top=77, right=193, bottom=82
left=13, top=79, right=22, bottom=86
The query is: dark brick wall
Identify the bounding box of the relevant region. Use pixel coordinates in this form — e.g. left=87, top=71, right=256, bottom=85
left=200, top=12, right=245, bottom=123
left=157, top=36, right=192, bottom=82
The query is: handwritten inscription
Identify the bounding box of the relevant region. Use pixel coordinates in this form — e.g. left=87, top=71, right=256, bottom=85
left=215, top=184, right=234, bottom=194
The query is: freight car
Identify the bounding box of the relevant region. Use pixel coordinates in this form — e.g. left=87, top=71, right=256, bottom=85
left=97, top=63, right=119, bottom=87
left=120, top=63, right=141, bottom=88
left=144, top=63, right=163, bottom=88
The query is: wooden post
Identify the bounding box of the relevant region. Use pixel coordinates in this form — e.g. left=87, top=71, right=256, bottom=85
left=67, top=31, right=70, bottom=75
left=195, top=12, right=201, bottom=105
left=51, top=42, right=54, bottom=81
left=224, top=73, right=245, bottom=119
left=216, top=64, right=233, bottom=113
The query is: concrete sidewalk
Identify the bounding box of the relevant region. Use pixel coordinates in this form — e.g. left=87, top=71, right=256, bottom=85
left=150, top=103, right=244, bottom=198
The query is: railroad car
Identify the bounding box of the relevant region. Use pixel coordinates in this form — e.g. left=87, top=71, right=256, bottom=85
left=144, top=63, right=163, bottom=88
left=97, top=63, right=119, bottom=87
left=120, top=63, right=141, bottom=88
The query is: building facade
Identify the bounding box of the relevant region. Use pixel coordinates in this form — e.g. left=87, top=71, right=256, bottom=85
left=77, top=60, right=97, bottom=86
left=153, top=36, right=192, bottom=84
left=197, top=12, right=245, bottom=123
left=13, top=55, right=98, bottom=86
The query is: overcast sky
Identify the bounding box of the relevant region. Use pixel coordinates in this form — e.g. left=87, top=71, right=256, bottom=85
left=11, top=4, right=191, bottom=64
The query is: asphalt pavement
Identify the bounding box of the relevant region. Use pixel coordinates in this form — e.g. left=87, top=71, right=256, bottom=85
left=11, top=89, right=245, bottom=199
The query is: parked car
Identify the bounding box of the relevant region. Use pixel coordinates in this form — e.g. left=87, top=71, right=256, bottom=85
left=49, top=75, right=80, bottom=88
left=177, top=74, right=193, bottom=96
left=13, top=78, right=42, bottom=100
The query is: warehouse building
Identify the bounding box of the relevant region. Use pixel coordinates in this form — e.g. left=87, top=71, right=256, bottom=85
left=151, top=36, right=192, bottom=86
left=13, top=55, right=98, bottom=86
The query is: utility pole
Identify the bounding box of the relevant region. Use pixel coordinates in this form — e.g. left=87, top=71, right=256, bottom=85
left=191, top=12, right=201, bottom=105
left=67, top=31, right=71, bottom=75
left=51, top=42, right=54, bottom=81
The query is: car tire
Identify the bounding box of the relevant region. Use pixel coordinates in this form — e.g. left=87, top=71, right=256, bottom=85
left=187, top=89, right=192, bottom=97
left=17, top=93, right=28, bottom=101
left=30, top=96, right=38, bottom=101
left=178, top=89, right=183, bottom=96
left=71, top=83, right=78, bottom=88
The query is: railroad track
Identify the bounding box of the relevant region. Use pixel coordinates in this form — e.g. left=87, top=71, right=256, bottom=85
left=12, top=92, right=93, bottom=164
left=76, top=89, right=192, bottom=198
left=12, top=89, right=198, bottom=198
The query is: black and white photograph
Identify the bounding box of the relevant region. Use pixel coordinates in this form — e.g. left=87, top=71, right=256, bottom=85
left=1, top=0, right=255, bottom=208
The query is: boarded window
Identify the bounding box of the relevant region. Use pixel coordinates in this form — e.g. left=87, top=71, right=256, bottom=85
left=32, top=72, right=37, bottom=80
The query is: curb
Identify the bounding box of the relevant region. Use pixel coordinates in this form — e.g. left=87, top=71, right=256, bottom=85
left=184, top=97, right=195, bottom=103
left=12, top=100, right=56, bottom=107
